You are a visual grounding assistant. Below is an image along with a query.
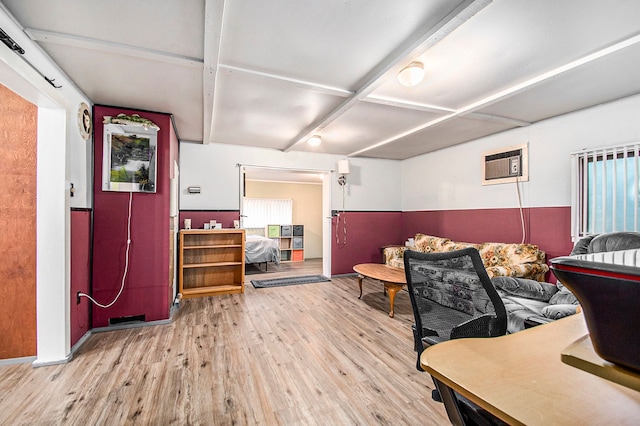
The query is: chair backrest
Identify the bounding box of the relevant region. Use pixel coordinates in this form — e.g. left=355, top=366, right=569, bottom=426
left=571, top=232, right=640, bottom=255
left=404, top=247, right=507, bottom=342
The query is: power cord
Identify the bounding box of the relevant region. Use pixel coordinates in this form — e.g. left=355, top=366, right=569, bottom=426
left=515, top=177, right=526, bottom=244
left=335, top=180, right=347, bottom=246
left=78, top=191, right=133, bottom=308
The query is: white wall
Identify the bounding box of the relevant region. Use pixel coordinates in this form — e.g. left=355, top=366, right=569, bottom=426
left=179, top=142, right=402, bottom=211
left=0, top=5, right=91, bottom=364
left=402, top=93, right=640, bottom=211
left=0, top=5, right=92, bottom=208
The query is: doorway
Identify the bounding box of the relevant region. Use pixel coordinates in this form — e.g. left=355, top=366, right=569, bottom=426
left=239, top=165, right=332, bottom=277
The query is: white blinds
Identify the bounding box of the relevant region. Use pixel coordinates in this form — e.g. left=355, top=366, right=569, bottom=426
left=572, top=143, right=640, bottom=239
left=242, top=198, right=292, bottom=228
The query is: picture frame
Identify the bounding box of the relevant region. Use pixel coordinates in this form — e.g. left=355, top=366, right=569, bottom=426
left=102, top=123, right=158, bottom=193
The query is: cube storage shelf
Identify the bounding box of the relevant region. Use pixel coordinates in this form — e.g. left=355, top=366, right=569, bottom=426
left=178, top=229, right=245, bottom=298
left=267, top=224, right=304, bottom=262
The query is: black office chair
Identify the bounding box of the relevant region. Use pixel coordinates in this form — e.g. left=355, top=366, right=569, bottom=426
left=404, top=248, right=508, bottom=426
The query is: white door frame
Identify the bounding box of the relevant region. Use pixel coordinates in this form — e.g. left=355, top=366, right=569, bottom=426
left=238, top=165, right=332, bottom=277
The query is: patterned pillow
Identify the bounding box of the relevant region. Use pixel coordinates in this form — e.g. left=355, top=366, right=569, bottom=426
left=479, top=242, right=543, bottom=267
left=414, top=234, right=452, bottom=252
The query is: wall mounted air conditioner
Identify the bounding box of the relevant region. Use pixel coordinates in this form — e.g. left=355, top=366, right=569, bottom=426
left=482, top=143, right=528, bottom=185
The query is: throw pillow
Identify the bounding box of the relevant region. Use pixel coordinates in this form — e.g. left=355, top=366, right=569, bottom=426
left=491, top=276, right=558, bottom=302
left=541, top=304, right=578, bottom=319
left=549, top=289, right=579, bottom=305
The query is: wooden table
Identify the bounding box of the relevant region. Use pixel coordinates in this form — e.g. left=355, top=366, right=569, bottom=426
left=420, top=314, right=640, bottom=425
left=353, top=263, right=406, bottom=318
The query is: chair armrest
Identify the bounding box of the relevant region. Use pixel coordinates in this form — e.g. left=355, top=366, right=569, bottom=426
left=383, top=246, right=408, bottom=266
left=450, top=314, right=504, bottom=339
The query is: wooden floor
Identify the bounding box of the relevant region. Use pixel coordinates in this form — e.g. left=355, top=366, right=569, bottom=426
left=0, top=259, right=449, bottom=425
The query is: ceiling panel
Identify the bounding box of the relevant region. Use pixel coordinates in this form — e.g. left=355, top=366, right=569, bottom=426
left=211, top=69, right=345, bottom=149
left=3, top=0, right=640, bottom=160
left=39, top=43, right=204, bottom=140
left=476, top=43, right=640, bottom=123
left=362, top=116, right=515, bottom=160
left=371, top=0, right=640, bottom=110
left=2, top=0, right=205, bottom=58
left=219, top=0, right=464, bottom=89
left=293, top=100, right=445, bottom=155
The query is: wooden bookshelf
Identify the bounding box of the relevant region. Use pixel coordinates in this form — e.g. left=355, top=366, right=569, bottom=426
left=178, top=229, right=245, bottom=298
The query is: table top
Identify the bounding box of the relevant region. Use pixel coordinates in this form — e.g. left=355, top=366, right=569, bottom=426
left=420, top=314, right=640, bottom=425
left=353, top=263, right=406, bottom=284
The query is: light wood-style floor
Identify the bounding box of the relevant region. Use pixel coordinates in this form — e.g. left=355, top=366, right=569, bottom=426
left=0, top=259, right=449, bottom=425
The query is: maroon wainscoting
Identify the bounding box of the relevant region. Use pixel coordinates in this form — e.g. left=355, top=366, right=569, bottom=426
left=92, top=106, right=174, bottom=327
left=401, top=207, right=574, bottom=265
left=70, top=209, right=91, bottom=346
left=178, top=211, right=240, bottom=230
left=331, top=211, right=403, bottom=275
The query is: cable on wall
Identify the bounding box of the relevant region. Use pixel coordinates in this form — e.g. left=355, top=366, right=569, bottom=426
left=335, top=178, right=347, bottom=247
left=78, top=191, right=133, bottom=308
left=515, top=177, right=526, bottom=244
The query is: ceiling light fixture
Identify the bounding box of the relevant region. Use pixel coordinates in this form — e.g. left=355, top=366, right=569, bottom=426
left=307, top=135, right=322, bottom=146
left=397, top=61, right=425, bottom=87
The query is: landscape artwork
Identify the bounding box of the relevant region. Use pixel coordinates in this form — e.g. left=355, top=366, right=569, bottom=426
left=102, top=124, right=158, bottom=193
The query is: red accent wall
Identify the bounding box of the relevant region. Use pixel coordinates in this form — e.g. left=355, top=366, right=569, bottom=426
left=401, top=207, right=574, bottom=266
left=70, top=209, right=91, bottom=345
left=174, top=208, right=571, bottom=277
left=178, top=211, right=240, bottom=230
left=92, top=106, right=173, bottom=327
left=331, top=211, right=403, bottom=275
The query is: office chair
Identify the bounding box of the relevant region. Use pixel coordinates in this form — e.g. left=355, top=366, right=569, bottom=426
left=404, top=248, right=508, bottom=426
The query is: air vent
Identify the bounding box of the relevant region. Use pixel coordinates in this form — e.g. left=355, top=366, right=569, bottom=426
left=482, top=144, right=528, bottom=185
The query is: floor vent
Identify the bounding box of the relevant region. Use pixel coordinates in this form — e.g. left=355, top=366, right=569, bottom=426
left=109, top=314, right=145, bottom=326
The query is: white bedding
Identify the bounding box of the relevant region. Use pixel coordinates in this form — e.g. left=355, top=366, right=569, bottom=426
left=245, top=235, right=280, bottom=265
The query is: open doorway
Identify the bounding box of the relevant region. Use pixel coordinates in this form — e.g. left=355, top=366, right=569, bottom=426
left=238, top=165, right=332, bottom=277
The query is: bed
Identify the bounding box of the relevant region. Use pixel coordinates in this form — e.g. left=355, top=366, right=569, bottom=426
left=244, top=228, right=280, bottom=269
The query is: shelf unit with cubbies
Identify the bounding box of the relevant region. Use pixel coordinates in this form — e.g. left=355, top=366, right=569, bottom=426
left=178, top=229, right=245, bottom=298
left=267, top=224, right=304, bottom=262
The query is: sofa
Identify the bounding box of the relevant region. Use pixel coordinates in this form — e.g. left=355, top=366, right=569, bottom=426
left=492, top=231, right=640, bottom=333
left=384, top=233, right=549, bottom=281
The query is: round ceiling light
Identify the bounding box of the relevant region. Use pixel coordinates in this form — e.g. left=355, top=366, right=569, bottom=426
left=307, top=135, right=322, bottom=146
left=397, top=61, right=425, bottom=87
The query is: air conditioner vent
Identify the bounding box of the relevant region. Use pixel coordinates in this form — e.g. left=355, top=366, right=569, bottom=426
left=482, top=144, right=528, bottom=185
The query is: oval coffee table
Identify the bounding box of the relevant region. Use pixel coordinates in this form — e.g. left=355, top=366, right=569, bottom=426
left=353, top=263, right=407, bottom=318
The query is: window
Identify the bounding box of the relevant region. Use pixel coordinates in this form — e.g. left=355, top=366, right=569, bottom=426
left=242, top=198, right=292, bottom=228
left=572, top=143, right=640, bottom=239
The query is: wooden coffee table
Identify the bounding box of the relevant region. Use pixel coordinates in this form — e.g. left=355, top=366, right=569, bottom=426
left=353, top=263, right=407, bottom=318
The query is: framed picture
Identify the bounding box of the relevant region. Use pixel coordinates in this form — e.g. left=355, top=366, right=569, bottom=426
left=102, top=123, right=158, bottom=193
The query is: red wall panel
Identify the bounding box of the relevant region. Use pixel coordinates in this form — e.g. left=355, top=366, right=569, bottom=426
left=401, top=207, right=574, bottom=268
left=331, top=211, right=403, bottom=275
left=70, top=209, right=91, bottom=345
left=175, top=208, right=571, bottom=278
left=92, top=106, right=172, bottom=327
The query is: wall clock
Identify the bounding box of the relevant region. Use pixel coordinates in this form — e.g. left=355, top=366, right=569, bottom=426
left=77, top=102, right=92, bottom=140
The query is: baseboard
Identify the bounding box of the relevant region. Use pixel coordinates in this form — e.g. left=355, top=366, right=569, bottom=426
left=0, top=355, right=37, bottom=367
left=91, top=303, right=179, bottom=334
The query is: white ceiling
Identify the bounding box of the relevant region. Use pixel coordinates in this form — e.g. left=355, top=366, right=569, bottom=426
left=3, top=0, right=640, bottom=161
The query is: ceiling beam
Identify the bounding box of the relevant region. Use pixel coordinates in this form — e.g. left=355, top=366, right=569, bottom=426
left=25, top=28, right=203, bottom=68
left=349, top=31, right=640, bottom=157
left=203, top=0, right=226, bottom=144
left=218, top=64, right=353, bottom=98
left=282, top=0, right=493, bottom=152
left=363, top=95, right=455, bottom=114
